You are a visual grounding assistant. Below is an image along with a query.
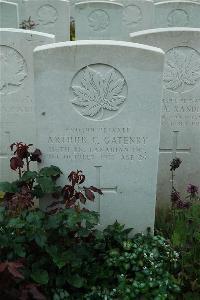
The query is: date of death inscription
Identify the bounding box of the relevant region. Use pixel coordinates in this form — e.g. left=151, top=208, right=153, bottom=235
left=45, top=127, right=148, bottom=161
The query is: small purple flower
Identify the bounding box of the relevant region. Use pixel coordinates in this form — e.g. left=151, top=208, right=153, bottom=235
left=187, top=184, right=199, bottom=196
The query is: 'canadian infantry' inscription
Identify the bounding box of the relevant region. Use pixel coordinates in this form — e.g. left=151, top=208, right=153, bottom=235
left=123, top=5, right=142, bottom=26
left=46, top=127, right=148, bottom=162
left=163, top=46, right=200, bottom=93
left=37, top=4, right=58, bottom=26
left=71, top=64, right=127, bottom=120
left=167, top=9, right=189, bottom=27
left=88, top=9, right=110, bottom=31
left=0, top=46, right=27, bottom=95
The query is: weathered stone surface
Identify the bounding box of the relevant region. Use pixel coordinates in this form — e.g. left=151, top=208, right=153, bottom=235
left=34, top=40, right=164, bottom=231
left=118, top=0, right=154, bottom=40
left=130, top=28, right=200, bottom=208
left=0, top=29, right=55, bottom=181
left=75, top=1, right=123, bottom=40
left=23, top=0, right=70, bottom=41
left=5, top=0, right=23, bottom=23
left=0, top=1, right=19, bottom=28
left=154, top=1, right=200, bottom=28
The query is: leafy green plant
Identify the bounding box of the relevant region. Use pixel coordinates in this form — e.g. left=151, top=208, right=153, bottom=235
left=0, top=142, right=102, bottom=215
left=0, top=207, right=180, bottom=299
left=0, top=142, right=181, bottom=299
left=156, top=158, right=200, bottom=299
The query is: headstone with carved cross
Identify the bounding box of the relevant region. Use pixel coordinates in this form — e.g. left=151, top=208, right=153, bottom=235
left=0, top=0, right=19, bottom=28
left=130, top=28, right=200, bottom=208
left=33, top=40, right=164, bottom=231
left=0, top=29, right=55, bottom=182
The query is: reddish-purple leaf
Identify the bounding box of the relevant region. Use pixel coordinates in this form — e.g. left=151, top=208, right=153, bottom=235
left=8, top=262, right=24, bottom=279
left=62, top=185, right=74, bottom=199
left=10, top=157, right=24, bottom=170
left=79, top=174, right=85, bottom=184
left=84, top=188, right=95, bottom=201
left=15, top=143, right=30, bottom=159
left=66, top=196, right=76, bottom=208
left=79, top=192, right=86, bottom=204
left=10, top=143, right=16, bottom=151
left=0, top=261, right=24, bottom=279
left=30, top=149, right=42, bottom=163
left=68, top=171, right=79, bottom=186
left=89, top=186, right=103, bottom=195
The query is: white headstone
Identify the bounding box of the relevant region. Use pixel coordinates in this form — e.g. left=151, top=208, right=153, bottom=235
left=0, top=29, right=55, bottom=182
left=0, top=1, right=19, bottom=28
left=34, top=40, right=164, bottom=231
left=130, top=28, right=200, bottom=208
left=70, top=0, right=114, bottom=18
left=75, top=1, right=123, bottom=40
left=118, top=0, right=154, bottom=40
left=6, top=0, right=24, bottom=23
left=154, top=0, right=200, bottom=3
left=23, top=0, right=70, bottom=42
left=154, top=1, right=200, bottom=28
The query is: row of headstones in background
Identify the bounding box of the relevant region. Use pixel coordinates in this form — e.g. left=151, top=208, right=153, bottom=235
left=2, top=0, right=200, bottom=40
left=73, top=0, right=200, bottom=40
left=154, top=1, right=200, bottom=28
left=0, top=0, right=70, bottom=41
left=153, top=0, right=200, bottom=3
left=130, top=28, right=200, bottom=208
left=33, top=40, right=164, bottom=231
left=0, top=29, right=55, bottom=182
left=1, top=0, right=154, bottom=41
left=75, top=0, right=154, bottom=40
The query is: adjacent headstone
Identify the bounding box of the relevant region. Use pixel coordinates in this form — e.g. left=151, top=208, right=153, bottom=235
left=75, top=1, right=123, bottom=40
left=34, top=40, right=164, bottom=231
left=118, top=0, right=154, bottom=40
left=6, top=0, right=24, bottom=23
left=70, top=0, right=113, bottom=18
left=154, top=0, right=200, bottom=3
left=23, top=0, right=70, bottom=41
left=130, top=28, right=200, bottom=208
left=0, top=29, right=55, bottom=182
left=154, top=1, right=200, bottom=28
left=0, top=1, right=19, bottom=28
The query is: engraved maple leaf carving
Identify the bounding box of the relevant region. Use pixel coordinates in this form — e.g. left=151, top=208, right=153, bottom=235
left=163, top=48, right=200, bottom=92
left=72, top=67, right=126, bottom=119
left=88, top=10, right=109, bottom=31
left=0, top=47, right=27, bottom=94
left=38, top=5, right=57, bottom=25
